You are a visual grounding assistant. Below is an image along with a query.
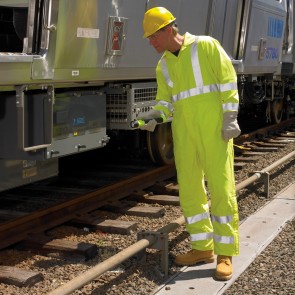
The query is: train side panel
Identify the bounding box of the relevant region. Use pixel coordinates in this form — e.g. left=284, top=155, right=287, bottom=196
left=0, top=158, right=58, bottom=192
left=47, top=0, right=214, bottom=83
left=0, top=0, right=294, bottom=192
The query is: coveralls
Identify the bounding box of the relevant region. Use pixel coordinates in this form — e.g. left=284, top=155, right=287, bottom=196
left=154, top=33, right=239, bottom=256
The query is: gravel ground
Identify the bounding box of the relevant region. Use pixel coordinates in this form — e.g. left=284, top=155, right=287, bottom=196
left=0, top=139, right=294, bottom=295
left=225, top=217, right=295, bottom=295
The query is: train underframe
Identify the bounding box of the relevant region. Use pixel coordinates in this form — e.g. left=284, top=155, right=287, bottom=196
left=0, top=74, right=294, bottom=192
left=238, top=75, right=295, bottom=125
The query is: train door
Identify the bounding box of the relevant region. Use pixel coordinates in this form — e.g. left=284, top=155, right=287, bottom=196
left=207, top=0, right=242, bottom=61
left=0, top=0, right=57, bottom=160
left=0, top=1, right=60, bottom=191
left=0, top=0, right=59, bottom=163
left=0, top=0, right=59, bottom=82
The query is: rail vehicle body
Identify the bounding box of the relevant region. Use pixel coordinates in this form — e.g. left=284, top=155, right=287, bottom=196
left=0, top=0, right=294, bottom=192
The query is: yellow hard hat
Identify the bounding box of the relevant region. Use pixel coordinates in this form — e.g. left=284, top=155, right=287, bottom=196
left=143, top=7, right=176, bottom=38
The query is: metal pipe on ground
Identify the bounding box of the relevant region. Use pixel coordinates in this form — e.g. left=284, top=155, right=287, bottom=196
left=236, top=150, right=295, bottom=192
left=47, top=150, right=295, bottom=295
left=47, top=216, right=185, bottom=295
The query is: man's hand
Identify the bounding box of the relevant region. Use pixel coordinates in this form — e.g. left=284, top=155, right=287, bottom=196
left=138, top=108, right=165, bottom=132
left=139, top=109, right=162, bottom=120
left=222, top=111, right=241, bottom=141
left=140, top=119, right=158, bottom=132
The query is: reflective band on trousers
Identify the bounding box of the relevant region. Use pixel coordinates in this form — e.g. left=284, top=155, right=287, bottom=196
left=213, top=234, right=234, bottom=244
left=160, top=37, right=238, bottom=110
left=185, top=211, right=210, bottom=224
left=191, top=232, right=213, bottom=241
left=211, top=214, right=233, bottom=224
left=191, top=233, right=234, bottom=244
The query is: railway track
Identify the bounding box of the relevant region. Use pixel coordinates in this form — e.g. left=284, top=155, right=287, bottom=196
left=0, top=118, right=294, bottom=294
left=0, top=164, right=176, bottom=250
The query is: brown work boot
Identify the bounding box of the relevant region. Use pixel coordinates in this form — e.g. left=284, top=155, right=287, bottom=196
left=215, top=255, right=233, bottom=280
left=175, top=249, right=214, bottom=266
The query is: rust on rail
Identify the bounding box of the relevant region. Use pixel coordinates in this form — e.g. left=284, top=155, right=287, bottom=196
left=0, top=164, right=176, bottom=250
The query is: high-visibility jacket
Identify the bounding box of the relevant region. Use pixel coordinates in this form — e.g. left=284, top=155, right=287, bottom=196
left=154, top=33, right=240, bottom=256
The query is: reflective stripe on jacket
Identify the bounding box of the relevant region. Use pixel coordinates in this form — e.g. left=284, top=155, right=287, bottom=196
left=154, top=33, right=239, bottom=117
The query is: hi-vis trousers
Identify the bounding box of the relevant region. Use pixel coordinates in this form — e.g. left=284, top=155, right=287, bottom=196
left=172, top=95, right=239, bottom=256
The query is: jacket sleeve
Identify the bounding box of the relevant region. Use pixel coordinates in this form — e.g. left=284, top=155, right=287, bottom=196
left=202, top=37, right=239, bottom=113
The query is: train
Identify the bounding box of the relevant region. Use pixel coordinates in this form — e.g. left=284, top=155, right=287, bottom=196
left=0, top=0, right=294, bottom=192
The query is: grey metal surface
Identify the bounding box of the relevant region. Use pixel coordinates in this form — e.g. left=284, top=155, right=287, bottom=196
left=238, top=0, right=286, bottom=74
left=0, top=0, right=28, bottom=7
left=0, top=0, right=213, bottom=85
left=0, top=90, right=52, bottom=160
left=105, top=82, right=157, bottom=130
left=0, top=88, right=108, bottom=159
left=0, top=0, right=290, bottom=84
left=207, top=0, right=240, bottom=59
left=46, top=89, right=108, bottom=158
left=0, top=158, right=58, bottom=192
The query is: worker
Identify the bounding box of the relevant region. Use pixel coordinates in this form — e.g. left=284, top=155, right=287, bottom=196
left=140, top=7, right=241, bottom=281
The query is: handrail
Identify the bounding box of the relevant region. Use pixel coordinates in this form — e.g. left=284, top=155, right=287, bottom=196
left=16, top=86, right=53, bottom=152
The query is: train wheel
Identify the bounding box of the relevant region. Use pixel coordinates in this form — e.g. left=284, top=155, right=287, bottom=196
left=271, top=100, right=283, bottom=123
left=147, top=122, right=174, bottom=165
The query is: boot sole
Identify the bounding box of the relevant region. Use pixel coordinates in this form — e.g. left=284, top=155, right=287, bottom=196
left=215, top=273, right=233, bottom=281
left=175, top=257, right=215, bottom=266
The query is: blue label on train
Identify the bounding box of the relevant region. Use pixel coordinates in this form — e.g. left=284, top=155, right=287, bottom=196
left=73, top=116, right=86, bottom=126
left=265, top=47, right=279, bottom=60
left=267, top=17, right=284, bottom=38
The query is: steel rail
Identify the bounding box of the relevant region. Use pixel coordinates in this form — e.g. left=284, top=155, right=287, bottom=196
left=47, top=150, right=295, bottom=295
left=236, top=117, right=295, bottom=143
left=0, top=164, right=176, bottom=250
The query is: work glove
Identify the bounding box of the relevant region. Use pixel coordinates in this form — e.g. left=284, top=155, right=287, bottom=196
left=222, top=111, right=241, bottom=141
left=138, top=109, right=164, bottom=132
left=140, top=119, right=158, bottom=132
